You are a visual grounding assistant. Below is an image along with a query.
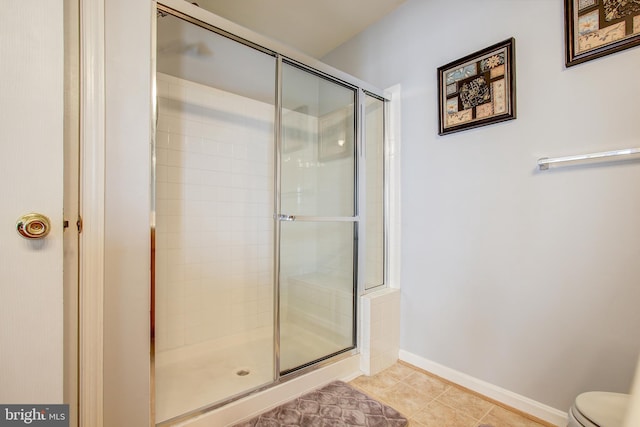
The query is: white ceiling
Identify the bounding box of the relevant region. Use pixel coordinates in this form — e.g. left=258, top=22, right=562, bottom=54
left=195, top=0, right=406, bottom=58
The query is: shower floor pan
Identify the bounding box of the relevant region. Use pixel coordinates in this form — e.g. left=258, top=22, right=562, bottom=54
left=154, top=323, right=344, bottom=423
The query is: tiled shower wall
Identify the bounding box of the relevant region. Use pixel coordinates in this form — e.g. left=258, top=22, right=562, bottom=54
left=155, top=73, right=274, bottom=352
left=155, top=73, right=366, bottom=354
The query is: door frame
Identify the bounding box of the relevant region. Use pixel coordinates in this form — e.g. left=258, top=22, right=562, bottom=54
left=78, top=1, right=153, bottom=425
left=64, top=0, right=80, bottom=425
left=78, top=0, right=105, bottom=425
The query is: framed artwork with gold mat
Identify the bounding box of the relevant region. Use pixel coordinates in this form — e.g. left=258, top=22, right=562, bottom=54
left=565, top=0, right=640, bottom=66
left=437, top=38, right=516, bottom=136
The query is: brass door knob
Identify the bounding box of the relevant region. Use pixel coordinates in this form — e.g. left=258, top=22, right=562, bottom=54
left=16, top=213, right=51, bottom=239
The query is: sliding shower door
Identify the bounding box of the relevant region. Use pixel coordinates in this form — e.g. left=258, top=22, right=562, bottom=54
left=279, top=63, right=357, bottom=374
left=154, top=11, right=276, bottom=423
left=154, top=4, right=376, bottom=422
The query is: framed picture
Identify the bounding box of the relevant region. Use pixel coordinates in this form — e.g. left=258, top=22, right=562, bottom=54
left=437, top=38, right=516, bottom=136
left=565, top=0, right=640, bottom=67
left=318, top=106, right=354, bottom=161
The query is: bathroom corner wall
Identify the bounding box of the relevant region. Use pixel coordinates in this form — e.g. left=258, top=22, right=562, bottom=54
left=360, top=288, right=401, bottom=375
left=324, top=0, right=640, bottom=413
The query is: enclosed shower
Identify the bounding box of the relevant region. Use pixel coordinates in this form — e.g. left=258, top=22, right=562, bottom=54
left=153, top=2, right=387, bottom=424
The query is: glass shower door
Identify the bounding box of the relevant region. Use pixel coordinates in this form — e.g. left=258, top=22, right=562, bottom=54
left=154, top=10, right=276, bottom=423
left=279, top=62, right=357, bottom=374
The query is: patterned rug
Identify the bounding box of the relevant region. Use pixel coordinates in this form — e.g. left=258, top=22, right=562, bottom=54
left=233, top=380, right=408, bottom=427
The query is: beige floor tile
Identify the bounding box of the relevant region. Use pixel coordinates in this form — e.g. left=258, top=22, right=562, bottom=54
left=382, top=362, right=418, bottom=381
left=376, top=381, right=434, bottom=418
left=403, top=370, right=450, bottom=399
left=412, top=400, right=478, bottom=427
left=350, top=371, right=399, bottom=398
left=436, top=386, right=493, bottom=420
left=480, top=405, right=547, bottom=427
left=350, top=362, right=550, bottom=427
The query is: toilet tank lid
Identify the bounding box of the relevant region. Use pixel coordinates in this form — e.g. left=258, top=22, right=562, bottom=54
left=575, top=392, right=630, bottom=427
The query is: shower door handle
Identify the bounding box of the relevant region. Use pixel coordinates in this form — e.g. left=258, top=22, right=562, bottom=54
left=276, top=214, right=296, bottom=222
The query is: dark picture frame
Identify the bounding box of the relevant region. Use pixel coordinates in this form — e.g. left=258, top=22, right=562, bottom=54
left=437, top=38, right=516, bottom=136
left=565, top=0, right=640, bottom=67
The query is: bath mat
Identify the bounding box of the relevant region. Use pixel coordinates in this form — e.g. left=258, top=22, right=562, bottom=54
left=233, top=380, right=408, bottom=427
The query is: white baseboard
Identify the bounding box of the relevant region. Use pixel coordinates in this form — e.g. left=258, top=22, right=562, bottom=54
left=399, top=350, right=568, bottom=427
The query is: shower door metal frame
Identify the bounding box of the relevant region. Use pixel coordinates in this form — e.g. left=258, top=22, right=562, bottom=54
left=151, top=1, right=390, bottom=425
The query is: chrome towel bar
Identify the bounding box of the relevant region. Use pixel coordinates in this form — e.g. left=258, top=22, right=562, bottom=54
left=538, top=147, right=640, bottom=170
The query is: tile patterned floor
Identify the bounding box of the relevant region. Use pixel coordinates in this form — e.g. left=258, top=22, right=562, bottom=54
left=349, top=362, right=554, bottom=427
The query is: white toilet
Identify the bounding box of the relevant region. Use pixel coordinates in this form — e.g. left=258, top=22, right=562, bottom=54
left=568, top=391, right=630, bottom=427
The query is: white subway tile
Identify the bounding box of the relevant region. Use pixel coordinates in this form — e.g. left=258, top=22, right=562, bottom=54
left=201, top=138, right=218, bottom=155
left=167, top=166, right=185, bottom=184
left=166, top=116, right=184, bottom=135
left=233, top=143, right=248, bottom=160
left=156, top=165, right=169, bottom=183
left=156, top=75, right=281, bottom=345
left=184, top=264, right=202, bottom=282
left=217, top=141, right=234, bottom=158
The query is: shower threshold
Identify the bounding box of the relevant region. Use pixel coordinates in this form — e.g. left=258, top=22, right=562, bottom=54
left=154, top=323, right=348, bottom=424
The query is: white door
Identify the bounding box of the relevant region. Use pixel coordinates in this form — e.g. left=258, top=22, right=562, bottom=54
left=0, top=1, right=65, bottom=403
